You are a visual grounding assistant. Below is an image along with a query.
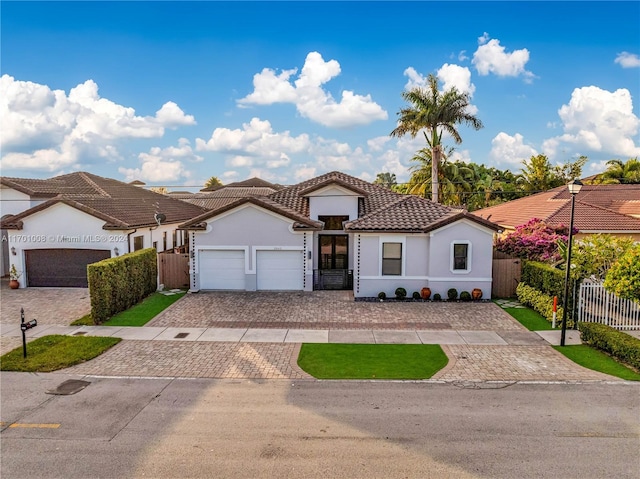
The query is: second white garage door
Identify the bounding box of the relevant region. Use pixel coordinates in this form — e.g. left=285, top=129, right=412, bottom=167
left=256, top=250, right=303, bottom=291
left=199, top=250, right=246, bottom=290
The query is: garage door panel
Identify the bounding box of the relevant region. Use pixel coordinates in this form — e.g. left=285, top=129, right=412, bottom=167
left=25, top=249, right=111, bottom=287
left=199, top=250, right=246, bottom=290
left=257, top=250, right=303, bottom=291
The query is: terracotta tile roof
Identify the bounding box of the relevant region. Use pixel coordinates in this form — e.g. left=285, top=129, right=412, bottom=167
left=199, top=177, right=281, bottom=192
left=472, top=184, right=640, bottom=232
left=180, top=170, right=500, bottom=233
left=178, top=186, right=278, bottom=210
left=0, top=172, right=209, bottom=229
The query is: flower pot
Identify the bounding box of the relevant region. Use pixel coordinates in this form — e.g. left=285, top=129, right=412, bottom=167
left=472, top=288, right=483, bottom=300
left=9, top=279, right=20, bottom=289
left=420, top=287, right=431, bottom=300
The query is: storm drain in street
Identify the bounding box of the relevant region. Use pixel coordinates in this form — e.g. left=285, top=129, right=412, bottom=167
left=174, top=332, right=189, bottom=339
left=73, top=331, right=87, bottom=336
left=46, top=379, right=91, bottom=395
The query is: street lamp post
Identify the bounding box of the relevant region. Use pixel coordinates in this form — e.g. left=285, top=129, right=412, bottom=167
left=560, top=179, right=583, bottom=346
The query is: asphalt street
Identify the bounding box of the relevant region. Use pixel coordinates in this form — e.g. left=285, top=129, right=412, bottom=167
left=1, top=373, right=638, bottom=479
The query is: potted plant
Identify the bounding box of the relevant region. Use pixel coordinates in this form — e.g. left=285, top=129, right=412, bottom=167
left=9, top=264, right=21, bottom=289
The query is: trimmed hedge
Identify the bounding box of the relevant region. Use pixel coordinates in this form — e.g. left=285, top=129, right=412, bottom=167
left=579, top=322, right=640, bottom=371
left=88, top=248, right=158, bottom=324
left=521, top=260, right=578, bottom=317
left=516, top=283, right=567, bottom=325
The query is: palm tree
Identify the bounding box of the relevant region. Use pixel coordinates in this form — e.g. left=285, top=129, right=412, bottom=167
left=204, top=176, right=223, bottom=189
left=373, top=172, right=397, bottom=189
left=390, top=74, right=483, bottom=203
left=406, top=148, right=474, bottom=206
left=594, top=158, right=640, bottom=184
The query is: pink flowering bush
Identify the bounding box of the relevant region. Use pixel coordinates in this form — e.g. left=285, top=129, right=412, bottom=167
left=495, top=218, right=577, bottom=263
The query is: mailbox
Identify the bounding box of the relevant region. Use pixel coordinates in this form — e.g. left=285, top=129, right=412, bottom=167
left=20, top=319, right=37, bottom=331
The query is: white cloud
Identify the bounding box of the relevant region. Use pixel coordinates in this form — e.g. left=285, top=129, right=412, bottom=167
left=472, top=34, right=535, bottom=82
left=489, top=132, right=538, bottom=167
left=0, top=74, right=195, bottom=172
left=542, top=86, right=640, bottom=159
left=196, top=117, right=310, bottom=170
left=237, top=52, right=388, bottom=128
left=118, top=140, right=199, bottom=183
left=293, top=166, right=317, bottom=182
left=367, top=136, right=391, bottom=152
left=615, top=52, right=640, bottom=68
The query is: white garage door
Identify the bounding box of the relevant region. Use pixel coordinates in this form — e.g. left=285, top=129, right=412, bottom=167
left=257, top=250, right=303, bottom=291
left=199, top=250, right=246, bottom=290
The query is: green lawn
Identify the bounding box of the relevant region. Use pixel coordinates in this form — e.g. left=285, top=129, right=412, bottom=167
left=71, top=291, right=186, bottom=327
left=553, top=344, right=640, bottom=381
left=0, top=335, right=121, bottom=372
left=503, top=306, right=555, bottom=331
left=297, top=344, right=448, bottom=379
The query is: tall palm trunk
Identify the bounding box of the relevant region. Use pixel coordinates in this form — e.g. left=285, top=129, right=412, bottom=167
left=432, top=144, right=441, bottom=203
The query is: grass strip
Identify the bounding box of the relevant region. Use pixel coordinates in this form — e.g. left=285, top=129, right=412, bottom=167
left=71, top=292, right=186, bottom=327
left=298, top=343, right=448, bottom=379
left=553, top=344, right=640, bottom=381
left=1, top=335, right=121, bottom=372
left=503, top=306, right=555, bottom=331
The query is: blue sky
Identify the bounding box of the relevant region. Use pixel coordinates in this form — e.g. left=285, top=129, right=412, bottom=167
left=2, top=1, right=639, bottom=190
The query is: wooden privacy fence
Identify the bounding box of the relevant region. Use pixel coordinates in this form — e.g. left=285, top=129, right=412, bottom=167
left=158, top=252, right=190, bottom=289
left=578, top=280, right=640, bottom=330
left=491, top=251, right=521, bottom=298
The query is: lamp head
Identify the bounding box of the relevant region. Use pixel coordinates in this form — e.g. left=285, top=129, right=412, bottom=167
left=567, top=179, right=583, bottom=195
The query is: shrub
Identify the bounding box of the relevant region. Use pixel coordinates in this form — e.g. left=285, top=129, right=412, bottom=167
left=88, top=248, right=157, bottom=324
left=395, top=287, right=407, bottom=299
left=521, top=261, right=576, bottom=313
left=378, top=291, right=386, bottom=300
left=433, top=293, right=442, bottom=301
left=579, top=322, right=640, bottom=371
left=447, top=288, right=458, bottom=301
left=412, top=291, right=421, bottom=300
left=516, top=282, right=566, bottom=325
left=604, top=243, right=640, bottom=303
left=494, top=218, right=575, bottom=263
left=460, top=291, right=471, bottom=301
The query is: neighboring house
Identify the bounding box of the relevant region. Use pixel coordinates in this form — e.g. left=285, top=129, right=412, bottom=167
left=0, top=172, right=208, bottom=287
left=472, top=184, right=640, bottom=241
left=179, top=171, right=500, bottom=298
left=172, top=178, right=281, bottom=211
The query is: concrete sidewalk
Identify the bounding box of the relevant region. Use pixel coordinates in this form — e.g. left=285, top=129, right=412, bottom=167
left=0, top=323, right=583, bottom=346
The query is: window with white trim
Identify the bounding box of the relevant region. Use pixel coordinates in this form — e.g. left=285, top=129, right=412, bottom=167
left=452, top=242, right=469, bottom=271
left=382, top=242, right=402, bottom=275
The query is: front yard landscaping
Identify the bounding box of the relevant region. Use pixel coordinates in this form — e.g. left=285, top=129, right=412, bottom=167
left=0, top=335, right=121, bottom=372
left=297, top=343, right=448, bottom=379
left=501, top=301, right=640, bottom=381
left=71, top=291, right=186, bottom=326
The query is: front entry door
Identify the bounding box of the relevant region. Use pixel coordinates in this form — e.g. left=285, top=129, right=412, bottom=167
left=317, top=235, right=351, bottom=290
left=319, top=235, right=348, bottom=270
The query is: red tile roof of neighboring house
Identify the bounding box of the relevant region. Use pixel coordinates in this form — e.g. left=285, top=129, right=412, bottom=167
left=0, top=172, right=209, bottom=230
left=472, top=184, right=640, bottom=232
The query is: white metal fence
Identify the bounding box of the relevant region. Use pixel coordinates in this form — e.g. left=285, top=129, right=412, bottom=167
left=578, top=280, right=640, bottom=330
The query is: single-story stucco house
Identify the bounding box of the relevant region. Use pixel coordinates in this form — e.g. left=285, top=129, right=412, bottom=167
left=0, top=172, right=208, bottom=287
left=179, top=171, right=501, bottom=298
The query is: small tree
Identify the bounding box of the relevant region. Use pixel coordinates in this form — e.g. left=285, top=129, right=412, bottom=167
left=603, top=244, right=640, bottom=303
left=569, top=234, right=635, bottom=281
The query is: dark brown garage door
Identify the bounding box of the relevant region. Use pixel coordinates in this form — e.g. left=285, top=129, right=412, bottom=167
left=25, top=249, right=111, bottom=287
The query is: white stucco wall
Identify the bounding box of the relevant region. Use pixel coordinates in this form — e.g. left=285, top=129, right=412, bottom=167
left=426, top=219, right=494, bottom=299
left=308, top=186, right=359, bottom=221
left=190, top=204, right=309, bottom=291
left=6, top=203, right=129, bottom=288
left=0, top=187, right=33, bottom=217
left=354, top=220, right=494, bottom=298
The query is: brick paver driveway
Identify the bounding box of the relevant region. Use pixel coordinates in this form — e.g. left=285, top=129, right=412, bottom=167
left=0, top=280, right=90, bottom=354
left=149, top=291, right=524, bottom=331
